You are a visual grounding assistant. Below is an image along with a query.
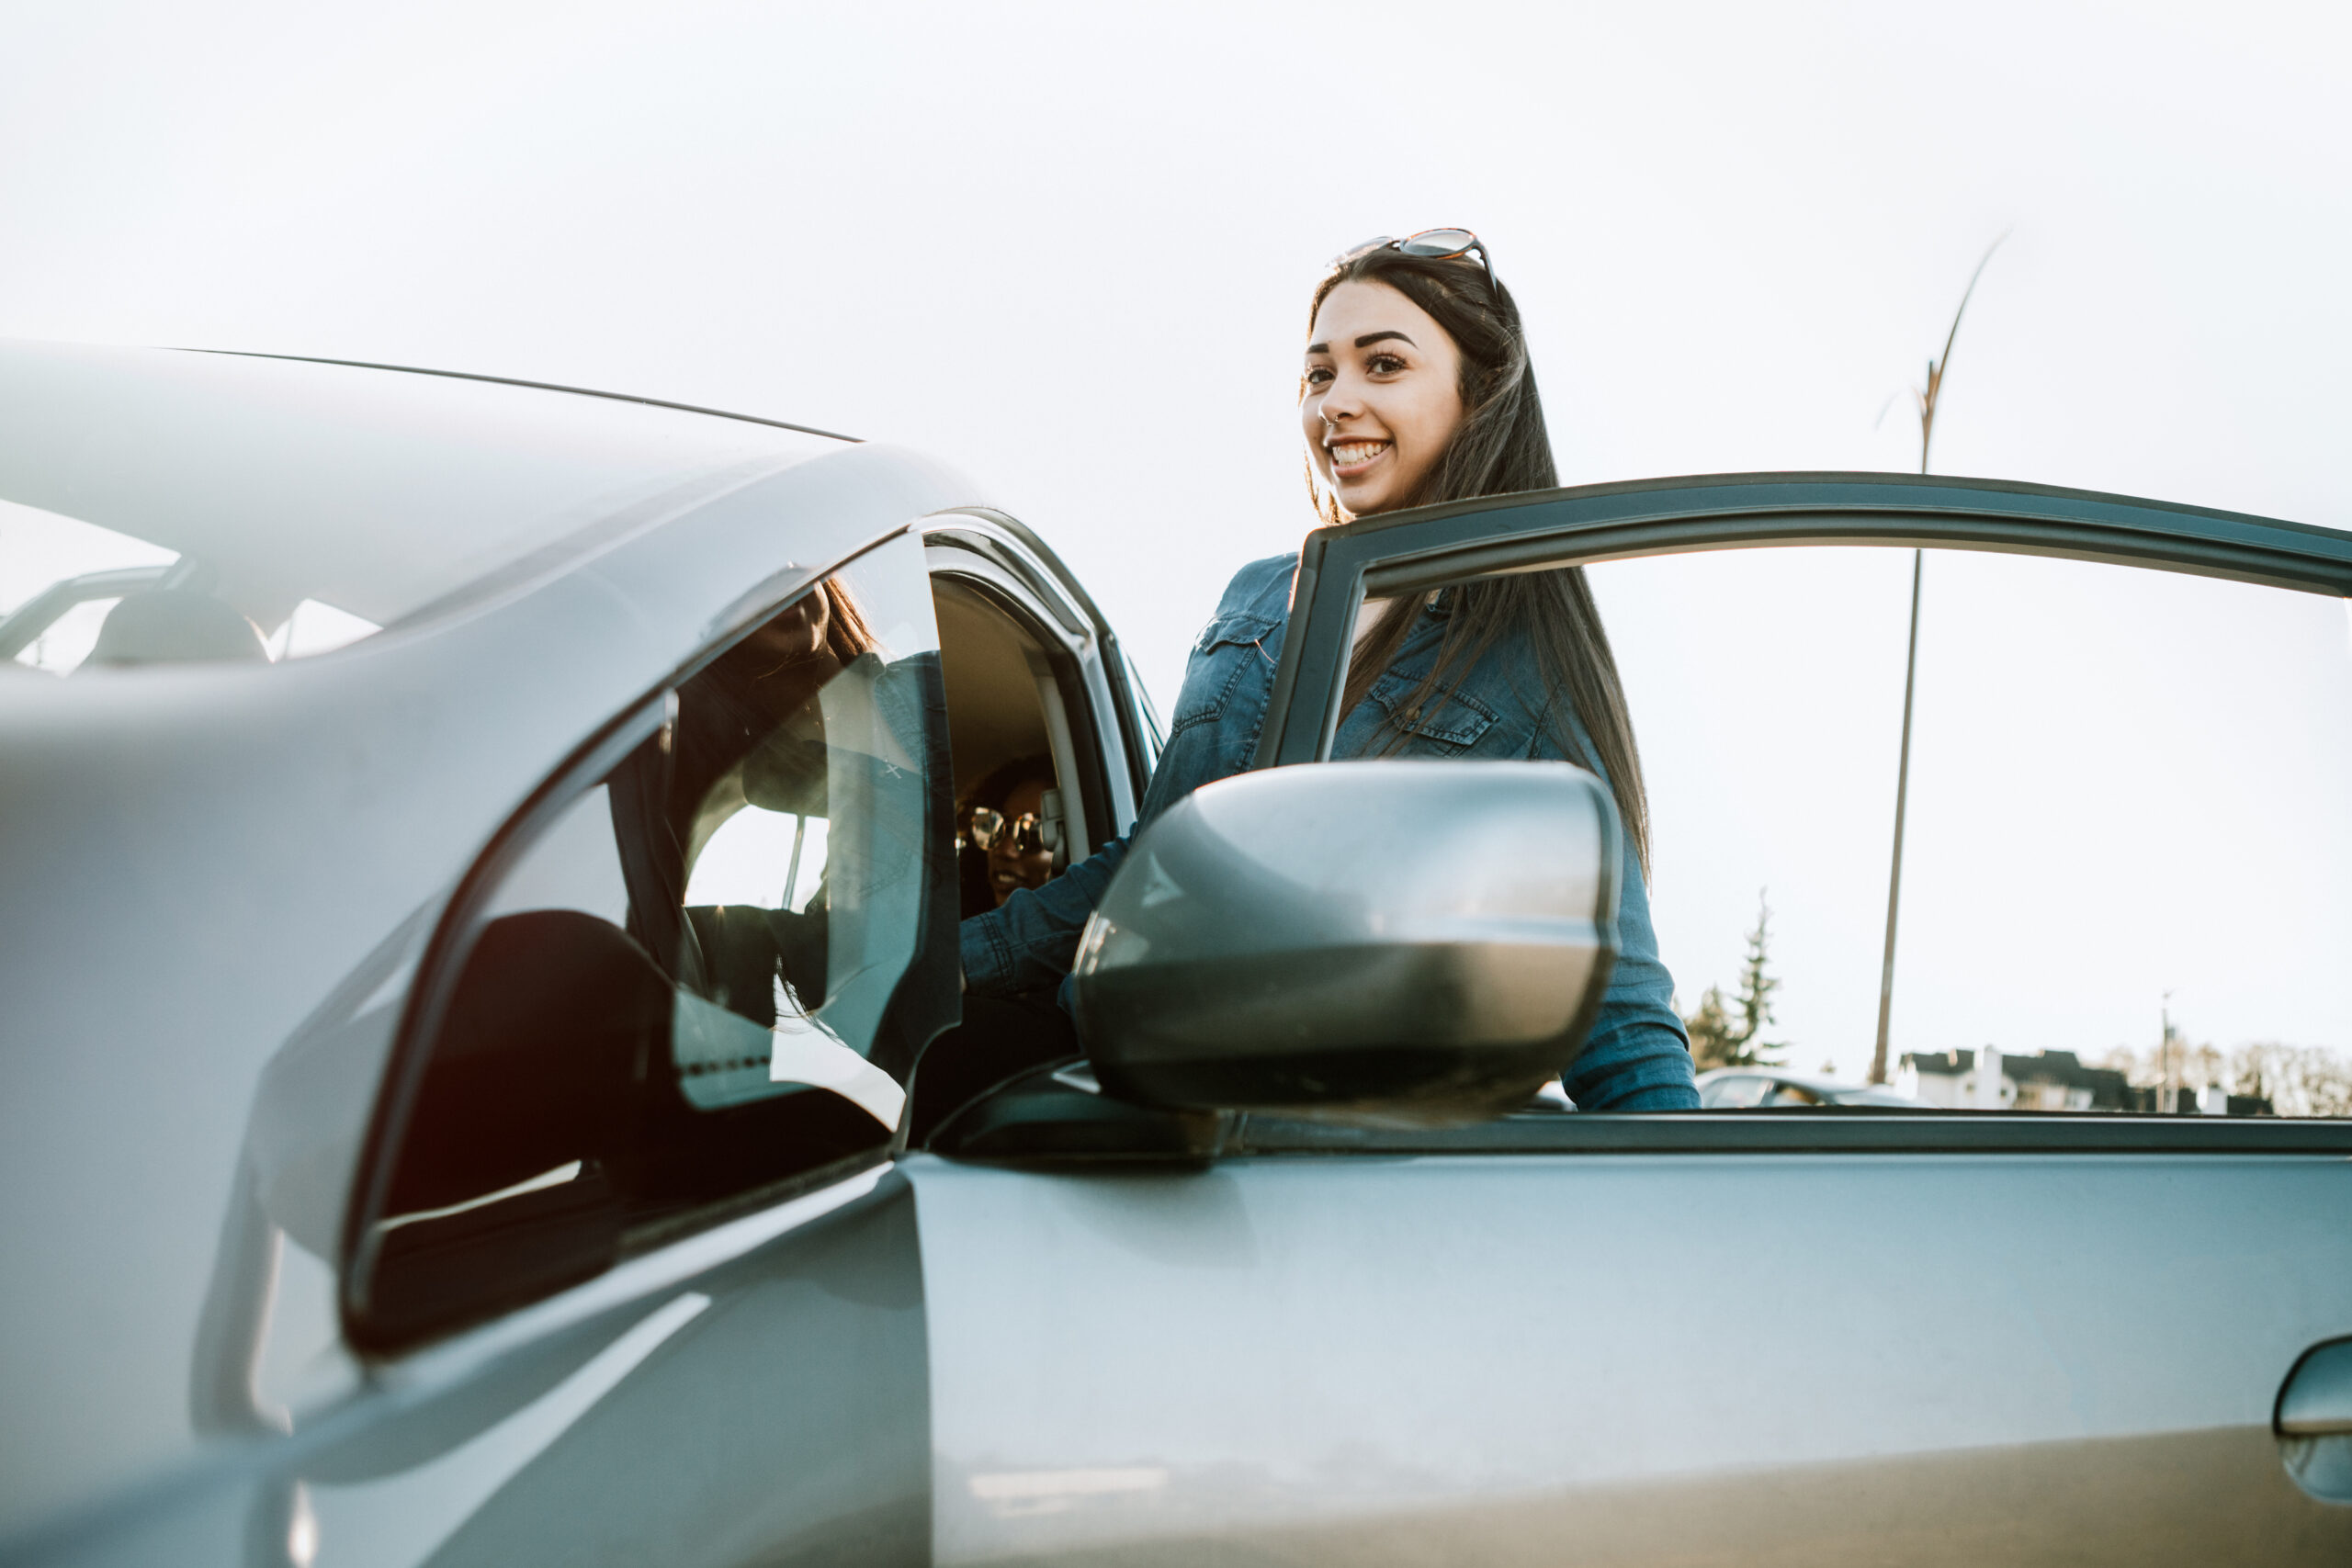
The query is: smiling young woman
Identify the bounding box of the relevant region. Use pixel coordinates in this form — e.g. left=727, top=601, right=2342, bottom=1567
left=1300, top=243, right=1653, bottom=876
left=1301, top=282, right=1467, bottom=518
left=936, top=231, right=1699, bottom=1122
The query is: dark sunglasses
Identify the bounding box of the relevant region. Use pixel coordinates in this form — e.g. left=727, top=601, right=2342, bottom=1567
left=1332, top=228, right=1500, bottom=298
left=967, top=807, right=1046, bottom=856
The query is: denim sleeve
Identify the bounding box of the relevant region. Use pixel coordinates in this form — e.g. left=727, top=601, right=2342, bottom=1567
left=1563, top=846, right=1700, bottom=1111
left=960, top=834, right=1128, bottom=995
left=959, top=554, right=1297, bottom=998
left=958, top=673, right=1250, bottom=997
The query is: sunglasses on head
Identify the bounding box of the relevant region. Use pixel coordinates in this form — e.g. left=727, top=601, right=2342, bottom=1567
left=967, top=807, right=1046, bottom=856
left=1331, top=228, right=1500, bottom=298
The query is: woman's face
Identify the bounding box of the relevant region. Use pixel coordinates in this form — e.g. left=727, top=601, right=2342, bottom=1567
left=1302, top=279, right=1466, bottom=518
left=742, top=590, right=831, bottom=665
left=719, top=589, right=837, bottom=712
left=989, top=777, right=1056, bottom=906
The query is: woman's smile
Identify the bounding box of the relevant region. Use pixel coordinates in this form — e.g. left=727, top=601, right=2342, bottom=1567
left=1301, top=279, right=1464, bottom=517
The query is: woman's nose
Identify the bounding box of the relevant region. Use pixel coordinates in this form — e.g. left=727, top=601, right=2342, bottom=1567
left=1317, top=386, right=1363, bottom=426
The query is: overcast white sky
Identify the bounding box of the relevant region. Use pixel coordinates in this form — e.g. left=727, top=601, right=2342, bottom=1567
left=5, top=0, right=2346, bottom=1077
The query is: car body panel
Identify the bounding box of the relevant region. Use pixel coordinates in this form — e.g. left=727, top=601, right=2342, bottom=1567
left=913, top=1150, right=2352, bottom=1565
left=21, top=1169, right=926, bottom=1568
left=0, top=343, right=989, bottom=1539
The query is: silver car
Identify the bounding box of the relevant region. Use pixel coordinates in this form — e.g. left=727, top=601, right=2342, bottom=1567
left=1695, top=1067, right=1917, bottom=1109
left=6, top=341, right=2351, bottom=1567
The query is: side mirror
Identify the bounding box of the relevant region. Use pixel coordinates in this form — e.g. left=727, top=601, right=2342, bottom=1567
left=1069, top=760, right=1621, bottom=1125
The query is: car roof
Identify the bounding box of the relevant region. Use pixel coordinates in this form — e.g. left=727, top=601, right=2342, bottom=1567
left=0, top=341, right=852, bottom=635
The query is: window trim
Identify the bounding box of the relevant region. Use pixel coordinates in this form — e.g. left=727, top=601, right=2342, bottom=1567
left=1225, top=1110, right=2352, bottom=1156
left=928, top=558, right=1123, bottom=863
left=1256, top=472, right=2352, bottom=769
left=925, top=509, right=1158, bottom=816
left=926, top=1067, right=2352, bottom=1162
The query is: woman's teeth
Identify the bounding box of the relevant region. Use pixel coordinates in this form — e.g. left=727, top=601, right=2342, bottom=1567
left=1330, top=441, right=1389, bottom=468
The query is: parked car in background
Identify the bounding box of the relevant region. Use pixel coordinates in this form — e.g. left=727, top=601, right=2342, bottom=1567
left=1696, top=1066, right=1917, bottom=1109
left=6, top=341, right=2352, bottom=1567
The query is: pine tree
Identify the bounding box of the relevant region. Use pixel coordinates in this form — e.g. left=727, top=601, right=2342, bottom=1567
left=1682, top=890, right=1788, bottom=1070
left=1685, top=986, right=1736, bottom=1070
left=1726, top=892, right=1785, bottom=1067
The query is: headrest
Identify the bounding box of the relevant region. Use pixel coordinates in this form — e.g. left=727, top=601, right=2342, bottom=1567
left=85, top=589, right=266, bottom=669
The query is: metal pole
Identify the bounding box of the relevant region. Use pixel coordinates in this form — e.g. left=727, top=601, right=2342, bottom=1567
left=1869, top=548, right=1924, bottom=1085
left=2160, top=993, right=2175, bottom=1113
left=1866, top=235, right=2003, bottom=1087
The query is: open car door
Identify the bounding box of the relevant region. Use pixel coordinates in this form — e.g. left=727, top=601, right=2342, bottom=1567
left=915, top=474, right=2352, bottom=1568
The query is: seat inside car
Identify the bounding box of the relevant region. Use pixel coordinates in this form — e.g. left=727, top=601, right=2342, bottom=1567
left=83, top=587, right=268, bottom=668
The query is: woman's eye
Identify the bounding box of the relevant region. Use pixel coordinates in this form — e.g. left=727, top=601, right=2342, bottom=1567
left=1303, top=367, right=1333, bottom=388
left=1367, top=353, right=1406, bottom=375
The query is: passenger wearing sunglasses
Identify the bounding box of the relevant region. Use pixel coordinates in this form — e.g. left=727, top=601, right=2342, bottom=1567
left=941, top=230, right=1699, bottom=1119
left=957, top=753, right=1059, bottom=916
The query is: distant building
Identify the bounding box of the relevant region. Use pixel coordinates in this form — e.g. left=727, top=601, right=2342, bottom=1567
left=1899, top=1048, right=2271, bottom=1114
left=1899, top=1048, right=2131, bottom=1111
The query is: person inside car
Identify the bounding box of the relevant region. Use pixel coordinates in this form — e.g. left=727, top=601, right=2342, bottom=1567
left=957, top=753, right=1061, bottom=917
left=668, top=580, right=882, bottom=1024
left=927, top=230, right=1700, bottom=1126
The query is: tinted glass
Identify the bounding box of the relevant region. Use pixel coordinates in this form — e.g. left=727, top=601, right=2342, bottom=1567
left=358, top=536, right=944, bottom=1345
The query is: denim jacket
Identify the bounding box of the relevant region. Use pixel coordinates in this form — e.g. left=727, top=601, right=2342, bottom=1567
left=962, top=553, right=1700, bottom=1111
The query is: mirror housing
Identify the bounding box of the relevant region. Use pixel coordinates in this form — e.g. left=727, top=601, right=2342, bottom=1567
left=1070, top=761, right=1621, bottom=1125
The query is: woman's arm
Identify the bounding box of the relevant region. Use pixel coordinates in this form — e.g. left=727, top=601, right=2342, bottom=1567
left=958, top=553, right=1299, bottom=998
left=1561, top=847, right=1701, bottom=1111
left=1429, top=660, right=1694, bottom=1111
left=959, top=835, right=1128, bottom=994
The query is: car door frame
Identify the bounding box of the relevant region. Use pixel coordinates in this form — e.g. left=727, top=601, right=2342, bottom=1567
left=922, top=510, right=1157, bottom=838
left=1257, top=470, right=2352, bottom=771
left=1240, top=468, right=2352, bottom=1161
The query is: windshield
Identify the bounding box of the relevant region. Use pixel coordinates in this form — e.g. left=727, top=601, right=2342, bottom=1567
left=0, top=343, right=840, bottom=676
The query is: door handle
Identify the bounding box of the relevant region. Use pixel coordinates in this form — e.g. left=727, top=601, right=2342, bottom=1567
left=2278, top=1339, right=2352, bottom=1437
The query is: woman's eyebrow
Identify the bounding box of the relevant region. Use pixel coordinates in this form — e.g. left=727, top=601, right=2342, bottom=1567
left=1305, top=331, right=1419, bottom=355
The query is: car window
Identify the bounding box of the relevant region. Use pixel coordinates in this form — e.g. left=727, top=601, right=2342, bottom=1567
left=352, top=535, right=949, bottom=1348
left=1702, top=1074, right=1773, bottom=1109
left=1255, top=482, right=2352, bottom=1125
left=1589, top=545, right=2352, bottom=1116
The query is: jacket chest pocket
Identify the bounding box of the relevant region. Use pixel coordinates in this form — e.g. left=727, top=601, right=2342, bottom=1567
left=1362, top=668, right=1500, bottom=755
left=1170, top=612, right=1279, bottom=740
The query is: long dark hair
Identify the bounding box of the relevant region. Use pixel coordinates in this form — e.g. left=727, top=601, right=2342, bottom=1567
left=1306, top=245, right=1652, bottom=875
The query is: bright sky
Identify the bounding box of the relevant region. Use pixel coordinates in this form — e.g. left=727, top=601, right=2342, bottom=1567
left=5, top=0, right=2346, bottom=1076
